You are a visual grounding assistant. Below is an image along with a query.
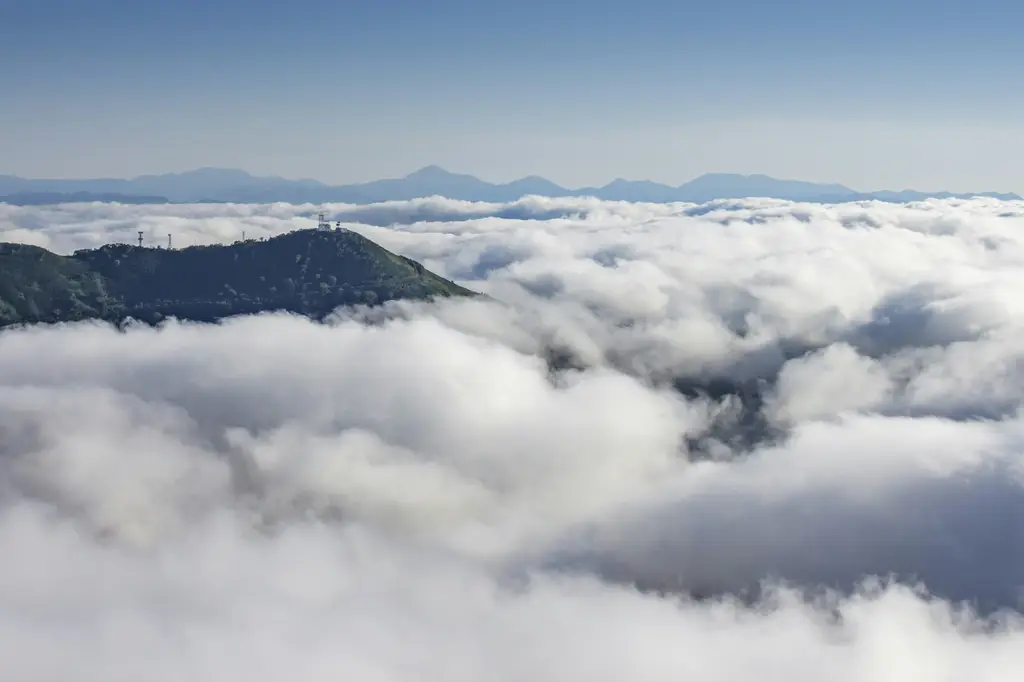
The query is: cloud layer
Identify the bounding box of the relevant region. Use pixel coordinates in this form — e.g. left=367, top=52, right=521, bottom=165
left=3, top=195, right=1024, bottom=679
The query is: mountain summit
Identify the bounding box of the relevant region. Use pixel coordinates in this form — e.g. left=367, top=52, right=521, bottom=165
left=404, top=165, right=461, bottom=180
left=0, top=228, right=473, bottom=329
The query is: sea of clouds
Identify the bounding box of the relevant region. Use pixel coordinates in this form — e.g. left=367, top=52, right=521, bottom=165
left=3, top=195, right=1024, bottom=680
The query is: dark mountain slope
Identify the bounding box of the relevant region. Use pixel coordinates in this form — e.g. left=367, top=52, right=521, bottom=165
left=0, top=244, right=117, bottom=325
left=0, top=228, right=473, bottom=329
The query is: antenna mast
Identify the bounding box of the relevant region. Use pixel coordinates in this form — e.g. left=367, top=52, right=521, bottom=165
left=168, top=233, right=172, bottom=250
left=317, top=212, right=330, bottom=231
left=137, top=231, right=144, bottom=248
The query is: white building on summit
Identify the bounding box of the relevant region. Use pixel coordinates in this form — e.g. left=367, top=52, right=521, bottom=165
left=316, top=211, right=346, bottom=232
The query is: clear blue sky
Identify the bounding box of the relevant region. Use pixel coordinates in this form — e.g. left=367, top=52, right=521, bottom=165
left=2, top=0, right=1023, bottom=191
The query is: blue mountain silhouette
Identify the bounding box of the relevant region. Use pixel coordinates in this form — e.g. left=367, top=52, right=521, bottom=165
left=1, top=167, right=1018, bottom=205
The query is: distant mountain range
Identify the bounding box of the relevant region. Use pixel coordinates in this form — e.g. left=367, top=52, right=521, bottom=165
left=1, top=166, right=1019, bottom=205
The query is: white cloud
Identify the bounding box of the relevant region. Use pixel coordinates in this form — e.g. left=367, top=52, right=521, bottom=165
left=765, top=343, right=894, bottom=424
left=3, top=196, right=1024, bottom=678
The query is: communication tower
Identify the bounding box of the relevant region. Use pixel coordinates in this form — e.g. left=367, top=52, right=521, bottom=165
left=317, top=212, right=331, bottom=231
left=168, top=234, right=172, bottom=250
left=137, top=231, right=144, bottom=248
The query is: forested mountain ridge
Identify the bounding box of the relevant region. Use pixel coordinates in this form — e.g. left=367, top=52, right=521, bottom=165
left=0, top=228, right=474, bottom=328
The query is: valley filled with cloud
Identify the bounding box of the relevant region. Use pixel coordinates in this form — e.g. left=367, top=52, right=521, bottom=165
left=3, top=195, right=1024, bottom=680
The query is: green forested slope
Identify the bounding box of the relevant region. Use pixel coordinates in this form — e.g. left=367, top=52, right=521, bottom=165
left=0, top=228, right=473, bottom=328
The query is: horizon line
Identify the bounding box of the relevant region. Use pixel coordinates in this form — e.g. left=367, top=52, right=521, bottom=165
left=7, top=165, right=1017, bottom=196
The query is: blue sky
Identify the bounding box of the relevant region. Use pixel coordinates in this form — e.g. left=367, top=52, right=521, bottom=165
left=2, top=0, right=1023, bottom=191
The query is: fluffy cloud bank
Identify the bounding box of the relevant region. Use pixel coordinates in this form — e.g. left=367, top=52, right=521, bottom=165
left=3, top=195, right=1024, bottom=679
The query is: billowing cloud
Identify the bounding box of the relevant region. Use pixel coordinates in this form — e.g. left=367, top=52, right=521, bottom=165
left=3, top=195, right=1024, bottom=679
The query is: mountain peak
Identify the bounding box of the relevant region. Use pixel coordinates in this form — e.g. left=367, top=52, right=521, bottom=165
left=138, top=167, right=256, bottom=181
left=502, top=175, right=566, bottom=191
left=688, top=172, right=771, bottom=183
left=510, top=174, right=551, bottom=183
left=678, top=172, right=856, bottom=199
left=605, top=177, right=666, bottom=187
left=405, top=165, right=457, bottom=180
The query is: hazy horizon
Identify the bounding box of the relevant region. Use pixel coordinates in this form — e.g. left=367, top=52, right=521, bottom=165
left=5, top=0, right=1024, bottom=193
left=4, top=161, right=1019, bottom=195
left=3, top=162, right=854, bottom=187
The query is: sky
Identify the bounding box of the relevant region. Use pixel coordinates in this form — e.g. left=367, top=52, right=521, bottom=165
left=2, top=0, right=1024, bottom=191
